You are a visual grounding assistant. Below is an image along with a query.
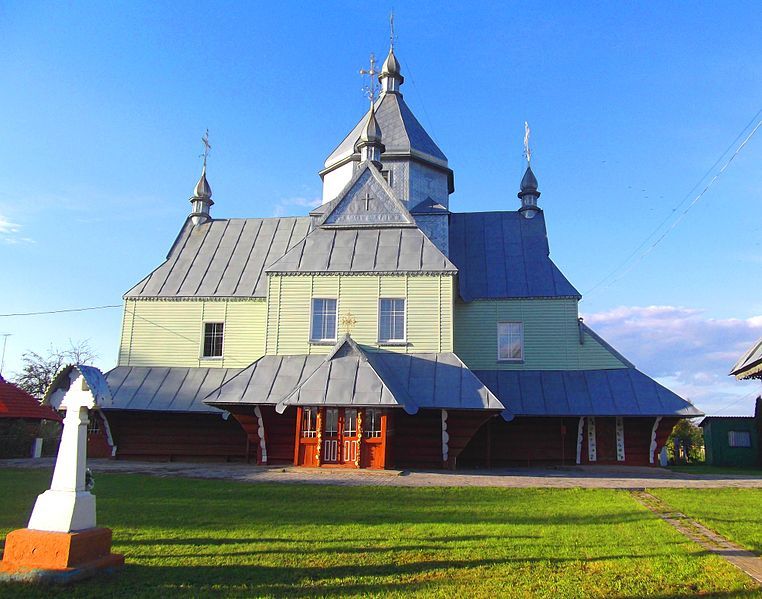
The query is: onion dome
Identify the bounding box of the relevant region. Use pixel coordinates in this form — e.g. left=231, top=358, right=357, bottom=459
left=517, top=165, right=541, bottom=218
left=379, top=48, right=404, bottom=93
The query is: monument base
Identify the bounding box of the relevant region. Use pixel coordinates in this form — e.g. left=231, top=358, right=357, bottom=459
left=0, top=527, right=124, bottom=584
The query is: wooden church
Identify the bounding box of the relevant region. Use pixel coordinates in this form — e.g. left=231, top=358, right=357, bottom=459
left=100, top=44, right=702, bottom=468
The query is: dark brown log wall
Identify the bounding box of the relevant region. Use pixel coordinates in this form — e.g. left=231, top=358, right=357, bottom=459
left=105, top=410, right=248, bottom=461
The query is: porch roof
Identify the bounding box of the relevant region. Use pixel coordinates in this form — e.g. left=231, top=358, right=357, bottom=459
left=473, top=368, right=703, bottom=419
left=204, top=336, right=504, bottom=415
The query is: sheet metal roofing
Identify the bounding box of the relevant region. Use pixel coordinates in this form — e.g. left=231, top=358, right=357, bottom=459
left=324, top=92, right=448, bottom=168
left=44, top=364, right=113, bottom=409
left=103, top=366, right=243, bottom=413
left=730, top=337, right=762, bottom=380
left=125, top=217, right=311, bottom=299
left=266, top=226, right=456, bottom=274
left=205, top=336, right=502, bottom=414
left=473, top=368, right=703, bottom=418
left=0, top=375, right=61, bottom=421
left=449, top=211, right=580, bottom=301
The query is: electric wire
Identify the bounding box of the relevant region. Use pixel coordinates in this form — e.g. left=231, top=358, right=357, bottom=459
left=584, top=109, right=762, bottom=299
left=0, top=304, right=121, bottom=317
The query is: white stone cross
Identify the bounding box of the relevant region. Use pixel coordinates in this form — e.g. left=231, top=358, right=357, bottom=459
left=28, top=372, right=97, bottom=533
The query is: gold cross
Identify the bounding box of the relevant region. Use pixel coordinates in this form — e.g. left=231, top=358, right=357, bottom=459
left=340, top=311, right=357, bottom=334
left=359, top=53, right=380, bottom=103
left=201, top=129, right=212, bottom=167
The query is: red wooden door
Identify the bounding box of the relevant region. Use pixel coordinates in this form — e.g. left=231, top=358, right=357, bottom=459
left=320, top=408, right=359, bottom=467
left=295, top=407, right=319, bottom=467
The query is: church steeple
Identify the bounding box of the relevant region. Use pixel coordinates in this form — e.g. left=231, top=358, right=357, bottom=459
left=380, top=12, right=404, bottom=94
left=518, top=122, right=540, bottom=218
left=518, top=166, right=540, bottom=218
left=189, top=130, right=214, bottom=226
left=355, top=102, right=385, bottom=168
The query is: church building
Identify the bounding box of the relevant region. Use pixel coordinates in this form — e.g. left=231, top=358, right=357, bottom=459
left=100, top=44, right=701, bottom=469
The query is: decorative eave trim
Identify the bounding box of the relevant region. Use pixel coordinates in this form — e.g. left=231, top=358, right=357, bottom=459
left=122, top=296, right=268, bottom=302
left=266, top=270, right=457, bottom=276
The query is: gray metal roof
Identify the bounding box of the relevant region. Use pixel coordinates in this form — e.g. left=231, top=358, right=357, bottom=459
left=265, top=225, right=457, bottom=274
left=102, top=366, right=244, bottom=413
left=730, top=337, right=762, bottom=380
left=44, top=364, right=113, bottom=410
left=125, top=217, right=311, bottom=299
left=324, top=92, right=448, bottom=169
left=205, top=336, right=503, bottom=414
left=317, top=161, right=415, bottom=227
left=449, top=211, right=581, bottom=301
left=473, top=368, right=703, bottom=419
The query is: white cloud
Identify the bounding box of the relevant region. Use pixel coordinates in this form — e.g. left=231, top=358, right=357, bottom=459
left=584, top=305, right=762, bottom=416
left=0, top=214, right=32, bottom=244
left=272, top=196, right=321, bottom=217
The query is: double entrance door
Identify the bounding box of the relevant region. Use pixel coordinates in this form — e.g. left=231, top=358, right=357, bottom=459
left=322, top=408, right=359, bottom=466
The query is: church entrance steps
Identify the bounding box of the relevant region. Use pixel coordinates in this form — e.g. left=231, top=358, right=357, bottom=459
left=631, top=491, right=762, bottom=585
left=4, top=458, right=762, bottom=488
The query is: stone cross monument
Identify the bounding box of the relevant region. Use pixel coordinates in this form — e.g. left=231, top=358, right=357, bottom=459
left=28, top=374, right=97, bottom=532
left=0, top=365, right=123, bottom=584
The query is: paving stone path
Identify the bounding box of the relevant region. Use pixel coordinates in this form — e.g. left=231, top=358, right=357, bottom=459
left=4, top=458, right=762, bottom=488
left=631, top=490, right=762, bottom=585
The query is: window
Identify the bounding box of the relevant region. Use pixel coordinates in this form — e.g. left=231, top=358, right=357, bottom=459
left=324, top=408, right=339, bottom=436
left=344, top=409, right=357, bottom=436
left=87, top=411, right=101, bottom=435
left=728, top=430, right=752, bottom=448
left=301, top=407, right=317, bottom=438
left=381, top=169, right=392, bottom=185
left=497, top=322, right=523, bottom=361
left=310, top=298, right=337, bottom=342
left=379, top=298, right=405, bottom=343
left=202, top=322, right=224, bottom=358
left=365, top=409, right=382, bottom=438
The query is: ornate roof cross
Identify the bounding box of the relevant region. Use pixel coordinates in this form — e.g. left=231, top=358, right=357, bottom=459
left=363, top=192, right=374, bottom=210
left=389, top=11, right=397, bottom=50
left=359, top=53, right=380, bottom=103
left=523, top=121, right=532, bottom=164
left=201, top=129, right=212, bottom=168
left=340, top=311, right=357, bottom=334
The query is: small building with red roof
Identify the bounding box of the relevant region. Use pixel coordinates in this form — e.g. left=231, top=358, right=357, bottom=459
left=0, top=374, right=61, bottom=458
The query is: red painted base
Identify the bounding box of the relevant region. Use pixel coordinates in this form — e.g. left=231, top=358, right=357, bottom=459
left=0, top=527, right=124, bottom=584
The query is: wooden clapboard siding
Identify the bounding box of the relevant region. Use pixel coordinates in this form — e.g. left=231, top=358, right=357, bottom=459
left=454, top=298, right=627, bottom=370
left=266, top=274, right=455, bottom=355
left=118, top=299, right=267, bottom=368
left=106, top=410, right=248, bottom=461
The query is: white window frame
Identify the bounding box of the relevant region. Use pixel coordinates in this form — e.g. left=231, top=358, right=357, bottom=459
left=728, top=430, right=752, bottom=448
left=201, top=321, right=224, bottom=359
left=378, top=298, right=406, bottom=344
left=497, top=321, right=524, bottom=362
left=310, top=298, right=338, bottom=344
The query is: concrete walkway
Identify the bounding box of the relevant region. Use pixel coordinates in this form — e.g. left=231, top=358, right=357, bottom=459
left=4, top=458, right=762, bottom=488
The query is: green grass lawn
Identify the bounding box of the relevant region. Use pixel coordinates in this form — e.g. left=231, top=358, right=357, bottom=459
left=668, top=464, right=762, bottom=476
left=650, top=488, right=762, bottom=555
left=0, top=469, right=759, bottom=598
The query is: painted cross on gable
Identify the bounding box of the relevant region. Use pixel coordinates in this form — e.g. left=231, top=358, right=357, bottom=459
left=363, top=192, right=374, bottom=211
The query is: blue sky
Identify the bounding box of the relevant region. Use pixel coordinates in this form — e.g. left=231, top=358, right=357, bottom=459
left=1, top=1, right=760, bottom=415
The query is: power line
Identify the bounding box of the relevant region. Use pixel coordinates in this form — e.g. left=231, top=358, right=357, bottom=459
left=584, top=109, right=762, bottom=299
left=0, top=304, right=121, bottom=317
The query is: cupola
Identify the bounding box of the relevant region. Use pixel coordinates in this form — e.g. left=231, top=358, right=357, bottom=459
left=379, top=48, right=404, bottom=94
left=354, top=103, right=385, bottom=169
left=189, top=165, right=214, bottom=225
left=518, top=165, right=541, bottom=219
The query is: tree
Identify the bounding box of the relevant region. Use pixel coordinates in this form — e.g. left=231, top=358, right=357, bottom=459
left=12, top=340, right=97, bottom=399
left=666, top=418, right=705, bottom=463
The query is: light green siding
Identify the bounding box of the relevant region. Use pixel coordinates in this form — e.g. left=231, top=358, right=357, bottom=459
left=454, top=299, right=627, bottom=370
left=266, top=274, right=454, bottom=355
left=118, top=299, right=267, bottom=368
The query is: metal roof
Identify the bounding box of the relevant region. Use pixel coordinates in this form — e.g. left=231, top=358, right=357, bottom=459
left=449, top=211, right=581, bottom=301
left=265, top=225, right=457, bottom=274
left=205, top=336, right=503, bottom=414
left=102, top=366, right=244, bottom=413
left=730, top=337, right=762, bottom=380
left=324, top=92, right=448, bottom=169
left=125, top=217, right=311, bottom=299
left=44, top=364, right=113, bottom=410
left=473, top=368, right=703, bottom=419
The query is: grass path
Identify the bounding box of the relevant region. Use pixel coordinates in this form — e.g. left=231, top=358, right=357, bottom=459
left=0, top=469, right=759, bottom=598
left=650, top=488, right=762, bottom=555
